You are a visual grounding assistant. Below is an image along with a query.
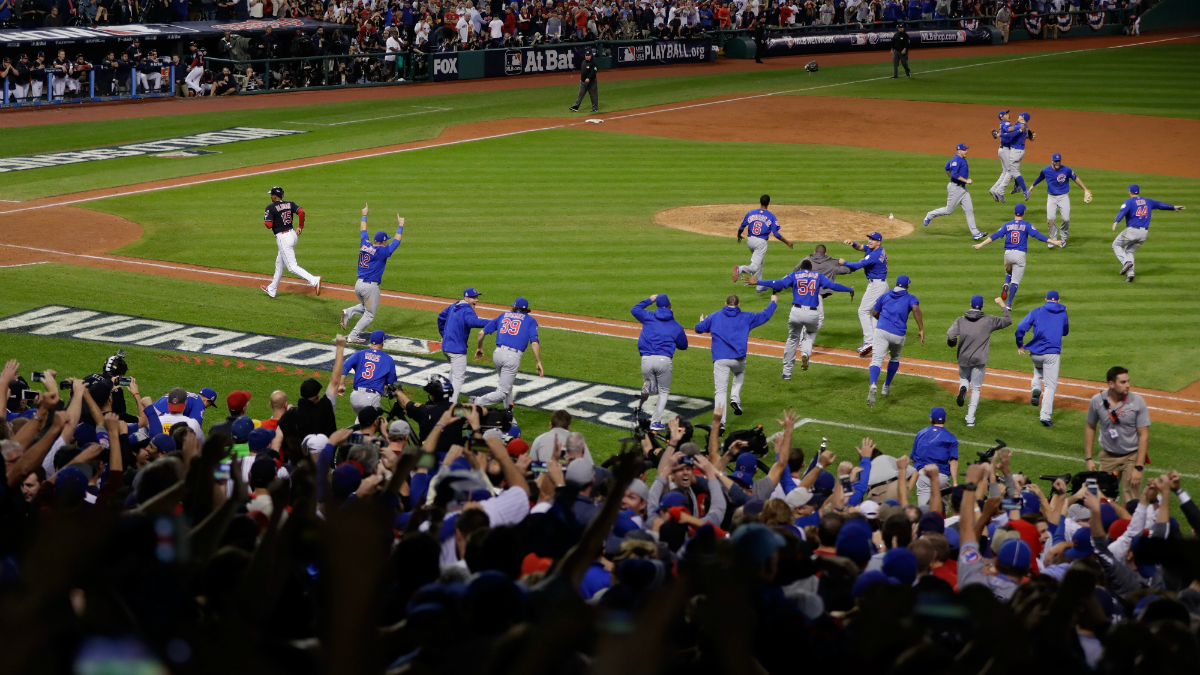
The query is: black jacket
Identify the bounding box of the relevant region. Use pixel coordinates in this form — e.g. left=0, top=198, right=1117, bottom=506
left=580, top=57, right=597, bottom=83
left=892, top=31, right=911, bottom=51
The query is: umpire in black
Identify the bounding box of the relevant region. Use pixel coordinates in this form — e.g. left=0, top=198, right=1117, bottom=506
left=754, top=16, right=767, bottom=64
left=891, top=24, right=911, bottom=78
left=569, top=47, right=599, bottom=113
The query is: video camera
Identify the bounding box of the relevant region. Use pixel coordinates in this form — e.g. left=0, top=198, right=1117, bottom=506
left=975, top=439, right=1007, bottom=464
left=723, top=425, right=768, bottom=457
left=1038, top=471, right=1121, bottom=500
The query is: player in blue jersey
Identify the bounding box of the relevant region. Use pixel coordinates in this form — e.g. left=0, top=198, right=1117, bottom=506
left=972, top=204, right=1061, bottom=310
left=759, top=260, right=854, bottom=378
left=1004, top=112, right=1033, bottom=199
left=438, top=287, right=489, bottom=402
left=1111, top=184, right=1186, bottom=283
left=631, top=294, right=689, bottom=431
left=472, top=297, right=544, bottom=410
left=733, top=195, right=793, bottom=293
left=342, top=329, right=398, bottom=417
left=1030, top=153, right=1091, bottom=248
left=839, top=232, right=888, bottom=355
left=695, top=293, right=777, bottom=425
left=1015, top=291, right=1068, bottom=426
left=924, top=143, right=986, bottom=240
left=152, top=387, right=218, bottom=426
left=988, top=110, right=1016, bottom=203
left=342, top=204, right=404, bottom=343
left=867, top=274, right=923, bottom=407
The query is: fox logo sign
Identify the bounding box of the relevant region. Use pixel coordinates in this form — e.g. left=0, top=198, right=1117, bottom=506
left=433, top=56, right=458, bottom=75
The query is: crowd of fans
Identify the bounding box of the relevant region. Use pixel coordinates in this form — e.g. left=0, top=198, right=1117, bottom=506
left=2, top=340, right=1198, bottom=673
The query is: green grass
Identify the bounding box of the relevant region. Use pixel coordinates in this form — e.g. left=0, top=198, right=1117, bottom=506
left=86, top=131, right=1200, bottom=389
left=3, top=42, right=1196, bottom=200
left=1, top=263, right=1197, bottom=498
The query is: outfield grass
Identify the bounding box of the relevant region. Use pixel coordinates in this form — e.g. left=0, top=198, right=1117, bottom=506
left=87, top=130, right=1200, bottom=389
left=1, top=263, right=1197, bottom=499
left=3, top=42, right=1196, bottom=200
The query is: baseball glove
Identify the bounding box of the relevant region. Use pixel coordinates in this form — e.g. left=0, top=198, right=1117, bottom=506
left=990, top=129, right=999, bottom=139
left=1027, top=129, right=1037, bottom=140
left=1084, top=189, right=1093, bottom=204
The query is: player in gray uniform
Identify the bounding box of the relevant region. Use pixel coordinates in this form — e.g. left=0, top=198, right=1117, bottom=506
left=946, top=295, right=1012, bottom=427
left=1030, top=152, right=1092, bottom=248
left=341, top=204, right=403, bottom=343
left=988, top=110, right=1014, bottom=202
left=924, top=143, right=986, bottom=240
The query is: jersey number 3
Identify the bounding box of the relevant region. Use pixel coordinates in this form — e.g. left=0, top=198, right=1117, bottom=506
left=361, top=362, right=376, bottom=379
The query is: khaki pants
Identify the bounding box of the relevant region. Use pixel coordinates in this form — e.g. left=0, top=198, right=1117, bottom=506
left=998, top=19, right=1010, bottom=43
left=866, top=479, right=899, bottom=503
left=1099, top=451, right=1139, bottom=503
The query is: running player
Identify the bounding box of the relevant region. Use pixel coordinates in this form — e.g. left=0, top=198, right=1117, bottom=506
left=261, top=186, right=321, bottom=298
left=1111, top=184, right=1186, bottom=283
left=972, top=204, right=1061, bottom=310
left=758, top=260, right=854, bottom=379
left=734, top=195, right=793, bottom=292
left=1030, top=152, right=1091, bottom=248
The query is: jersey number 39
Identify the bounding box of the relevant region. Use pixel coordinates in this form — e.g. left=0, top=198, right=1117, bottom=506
left=500, top=318, right=523, bottom=335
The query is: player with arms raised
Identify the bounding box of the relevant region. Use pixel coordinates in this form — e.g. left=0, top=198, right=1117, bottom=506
left=342, top=203, right=404, bottom=344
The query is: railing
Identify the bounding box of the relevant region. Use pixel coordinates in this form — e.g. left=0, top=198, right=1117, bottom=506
left=2, top=66, right=176, bottom=107
left=206, top=52, right=410, bottom=94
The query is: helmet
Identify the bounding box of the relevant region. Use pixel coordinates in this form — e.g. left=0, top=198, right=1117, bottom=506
left=268, top=186, right=285, bottom=198
left=424, top=374, right=453, bottom=399
left=804, top=60, right=818, bottom=72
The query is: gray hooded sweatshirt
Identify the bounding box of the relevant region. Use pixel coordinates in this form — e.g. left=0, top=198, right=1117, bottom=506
left=798, top=252, right=853, bottom=298
left=946, top=307, right=1011, bottom=367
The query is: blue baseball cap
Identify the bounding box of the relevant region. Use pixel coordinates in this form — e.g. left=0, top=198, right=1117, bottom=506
left=200, top=387, right=218, bottom=401
left=463, top=287, right=481, bottom=298
left=735, top=453, right=758, bottom=472
left=151, top=433, right=176, bottom=453
left=231, top=416, right=255, bottom=443
left=247, top=427, right=274, bottom=452
left=956, top=143, right=969, bottom=151
left=882, top=547, right=918, bottom=585
left=971, top=294, right=984, bottom=309
left=513, top=297, right=530, bottom=309
left=1014, top=203, right=1027, bottom=215
left=374, top=231, right=389, bottom=243
left=1019, top=112, right=1030, bottom=121
left=998, top=109, right=1009, bottom=119
left=732, top=470, right=755, bottom=488
left=1128, top=184, right=1139, bottom=194
left=659, top=491, right=686, bottom=511
left=730, top=523, right=786, bottom=565
left=1064, top=528, right=1095, bottom=559
left=929, top=407, right=947, bottom=422
left=1051, top=153, right=1062, bottom=162
left=370, top=329, right=386, bottom=344
left=997, top=538, right=1032, bottom=569
left=867, top=231, right=883, bottom=241
left=896, top=274, right=910, bottom=287
left=655, top=294, right=670, bottom=308
left=74, top=423, right=98, bottom=447
left=1046, top=290, right=1060, bottom=301
left=851, top=569, right=898, bottom=598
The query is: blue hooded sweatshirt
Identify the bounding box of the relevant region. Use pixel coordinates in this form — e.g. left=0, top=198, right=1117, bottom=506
left=1015, top=301, right=1069, bottom=354
left=631, top=299, right=689, bottom=358
left=694, top=301, right=776, bottom=361
left=438, top=301, right=489, bottom=354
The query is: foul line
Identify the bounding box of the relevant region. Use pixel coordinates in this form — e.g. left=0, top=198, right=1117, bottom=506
left=1108, top=33, right=1200, bottom=49
left=0, top=261, right=47, bottom=268
left=282, top=106, right=453, bottom=126
left=792, top=417, right=1200, bottom=478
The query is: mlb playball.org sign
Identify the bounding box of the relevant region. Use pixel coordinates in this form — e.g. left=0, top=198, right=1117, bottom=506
left=0, top=306, right=711, bottom=429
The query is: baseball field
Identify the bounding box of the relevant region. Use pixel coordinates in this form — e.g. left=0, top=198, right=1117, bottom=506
left=2, top=30, right=1199, bottom=493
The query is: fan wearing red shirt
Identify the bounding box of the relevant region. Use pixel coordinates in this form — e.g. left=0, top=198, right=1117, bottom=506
left=574, top=7, right=588, bottom=38
left=717, top=3, right=731, bottom=27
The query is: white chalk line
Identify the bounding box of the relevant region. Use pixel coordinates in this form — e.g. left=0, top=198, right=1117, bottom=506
left=0, top=261, right=47, bottom=268
left=793, top=417, right=1200, bottom=479
left=281, top=106, right=453, bottom=126
left=1107, top=33, right=1200, bottom=49
left=11, top=34, right=1194, bottom=215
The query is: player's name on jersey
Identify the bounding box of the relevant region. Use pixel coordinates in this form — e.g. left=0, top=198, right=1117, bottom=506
left=0, top=305, right=711, bottom=428
left=0, top=127, right=306, bottom=173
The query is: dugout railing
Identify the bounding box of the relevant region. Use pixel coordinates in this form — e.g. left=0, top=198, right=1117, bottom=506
left=204, top=52, right=411, bottom=94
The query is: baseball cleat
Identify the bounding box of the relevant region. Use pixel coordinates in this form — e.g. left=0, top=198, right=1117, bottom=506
left=731, top=401, right=743, bottom=416
left=867, top=384, right=877, bottom=407
left=1001, top=284, right=1009, bottom=302
left=1040, top=419, right=1054, bottom=427
left=347, top=336, right=366, bottom=344
left=260, top=285, right=275, bottom=298
left=649, top=422, right=667, bottom=432
left=782, top=374, right=791, bottom=381
left=1023, top=190, right=1031, bottom=201
left=340, top=309, right=350, bottom=329
left=856, top=342, right=873, bottom=356
left=1048, top=242, right=1055, bottom=249
left=1119, top=261, right=1134, bottom=276
left=881, top=384, right=890, bottom=396
left=966, top=419, right=976, bottom=427
left=314, top=276, right=322, bottom=296
left=999, top=195, right=1006, bottom=203
left=568, top=106, right=578, bottom=112
left=973, top=231, right=987, bottom=241
left=957, top=386, right=966, bottom=407
left=1031, top=389, right=1041, bottom=407
left=732, top=266, right=741, bottom=282
left=1126, top=275, right=1135, bottom=283
left=1011, top=185, right=1021, bottom=195
left=922, top=217, right=931, bottom=227
left=990, top=192, right=1000, bottom=202
left=801, top=354, right=809, bottom=371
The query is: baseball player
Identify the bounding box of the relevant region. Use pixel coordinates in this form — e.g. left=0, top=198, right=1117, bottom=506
left=1007, top=112, right=1034, bottom=199
left=972, top=203, right=1061, bottom=310
left=260, top=186, right=321, bottom=298
left=734, top=195, right=794, bottom=293
left=694, top=293, right=777, bottom=425
left=838, top=232, right=888, bottom=355
left=631, top=294, right=689, bottom=431
left=924, top=143, right=987, bottom=240
left=1015, top=290, right=1069, bottom=426
left=472, top=298, right=544, bottom=411
left=185, top=42, right=205, bottom=96
left=137, top=49, right=163, bottom=93
left=438, top=288, right=489, bottom=402
left=1030, top=153, right=1091, bottom=248
left=988, top=110, right=1016, bottom=202
left=341, top=204, right=403, bottom=343
left=342, top=329, right=398, bottom=417
left=758, top=260, right=854, bottom=379
left=947, top=295, right=1012, bottom=427
left=1112, top=184, right=1186, bottom=283
left=867, top=274, right=923, bottom=407
left=909, top=407, right=958, bottom=506
left=152, top=387, right=218, bottom=426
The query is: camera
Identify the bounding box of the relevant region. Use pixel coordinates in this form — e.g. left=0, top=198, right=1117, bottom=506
left=383, top=382, right=400, bottom=399
left=213, top=461, right=231, bottom=481
left=30, top=371, right=44, bottom=382
left=1038, top=471, right=1120, bottom=499
left=529, top=461, right=548, bottom=474
left=975, top=439, right=1007, bottom=463
left=722, top=425, right=768, bottom=456
left=22, top=390, right=39, bottom=402
left=60, top=380, right=73, bottom=390
left=118, top=376, right=132, bottom=387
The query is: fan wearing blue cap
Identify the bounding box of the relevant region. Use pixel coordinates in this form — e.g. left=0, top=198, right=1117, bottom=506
left=438, top=287, right=489, bottom=402
left=342, top=329, right=397, bottom=419
left=924, top=143, right=986, bottom=240
left=839, top=231, right=889, bottom=356
left=1015, top=290, right=1068, bottom=426
left=342, top=203, right=404, bottom=343
left=866, top=274, right=922, bottom=407
left=630, top=293, right=689, bottom=431
left=973, top=203, right=1061, bottom=311
left=1030, top=152, right=1091, bottom=248
left=152, top=386, right=219, bottom=425
left=1111, top=184, right=1186, bottom=283
left=733, top=195, right=794, bottom=293
left=947, top=294, right=1011, bottom=426
left=958, top=467, right=1031, bottom=601
left=472, top=297, right=543, bottom=410
left=910, top=407, right=958, bottom=505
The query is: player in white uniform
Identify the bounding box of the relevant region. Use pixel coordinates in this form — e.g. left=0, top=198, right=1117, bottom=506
left=260, top=186, right=322, bottom=298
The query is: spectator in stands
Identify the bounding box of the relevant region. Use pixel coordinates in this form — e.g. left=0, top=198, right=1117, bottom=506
left=213, top=65, right=237, bottom=95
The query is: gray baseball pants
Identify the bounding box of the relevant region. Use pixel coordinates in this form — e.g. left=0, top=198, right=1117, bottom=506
left=989, top=146, right=1019, bottom=198
left=640, top=355, right=673, bottom=425
left=474, top=346, right=522, bottom=407
left=345, top=280, right=381, bottom=341
left=958, top=364, right=986, bottom=425
left=1046, top=194, right=1071, bottom=241
left=350, top=389, right=382, bottom=418
left=713, top=357, right=745, bottom=423
left=446, top=352, right=468, bottom=402
left=1030, top=352, right=1060, bottom=422
left=869, top=328, right=905, bottom=370
left=573, top=79, right=598, bottom=111
left=1004, top=249, right=1027, bottom=286
left=857, top=279, right=887, bottom=345
left=916, top=471, right=950, bottom=507
left=926, top=182, right=980, bottom=237
left=739, top=237, right=769, bottom=291
left=1112, top=227, right=1148, bottom=275
left=783, top=305, right=822, bottom=377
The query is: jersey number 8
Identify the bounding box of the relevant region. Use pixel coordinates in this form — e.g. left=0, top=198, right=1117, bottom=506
left=1009, top=231, right=1021, bottom=244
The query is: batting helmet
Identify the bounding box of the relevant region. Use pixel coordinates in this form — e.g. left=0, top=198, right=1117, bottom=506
left=268, top=186, right=285, bottom=198
left=805, top=60, right=818, bottom=72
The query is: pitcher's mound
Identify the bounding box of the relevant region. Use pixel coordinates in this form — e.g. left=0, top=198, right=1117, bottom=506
left=654, top=205, right=914, bottom=241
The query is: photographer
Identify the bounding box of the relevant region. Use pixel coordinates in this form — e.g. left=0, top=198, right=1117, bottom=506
left=1084, top=366, right=1150, bottom=503
left=396, top=375, right=466, bottom=455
